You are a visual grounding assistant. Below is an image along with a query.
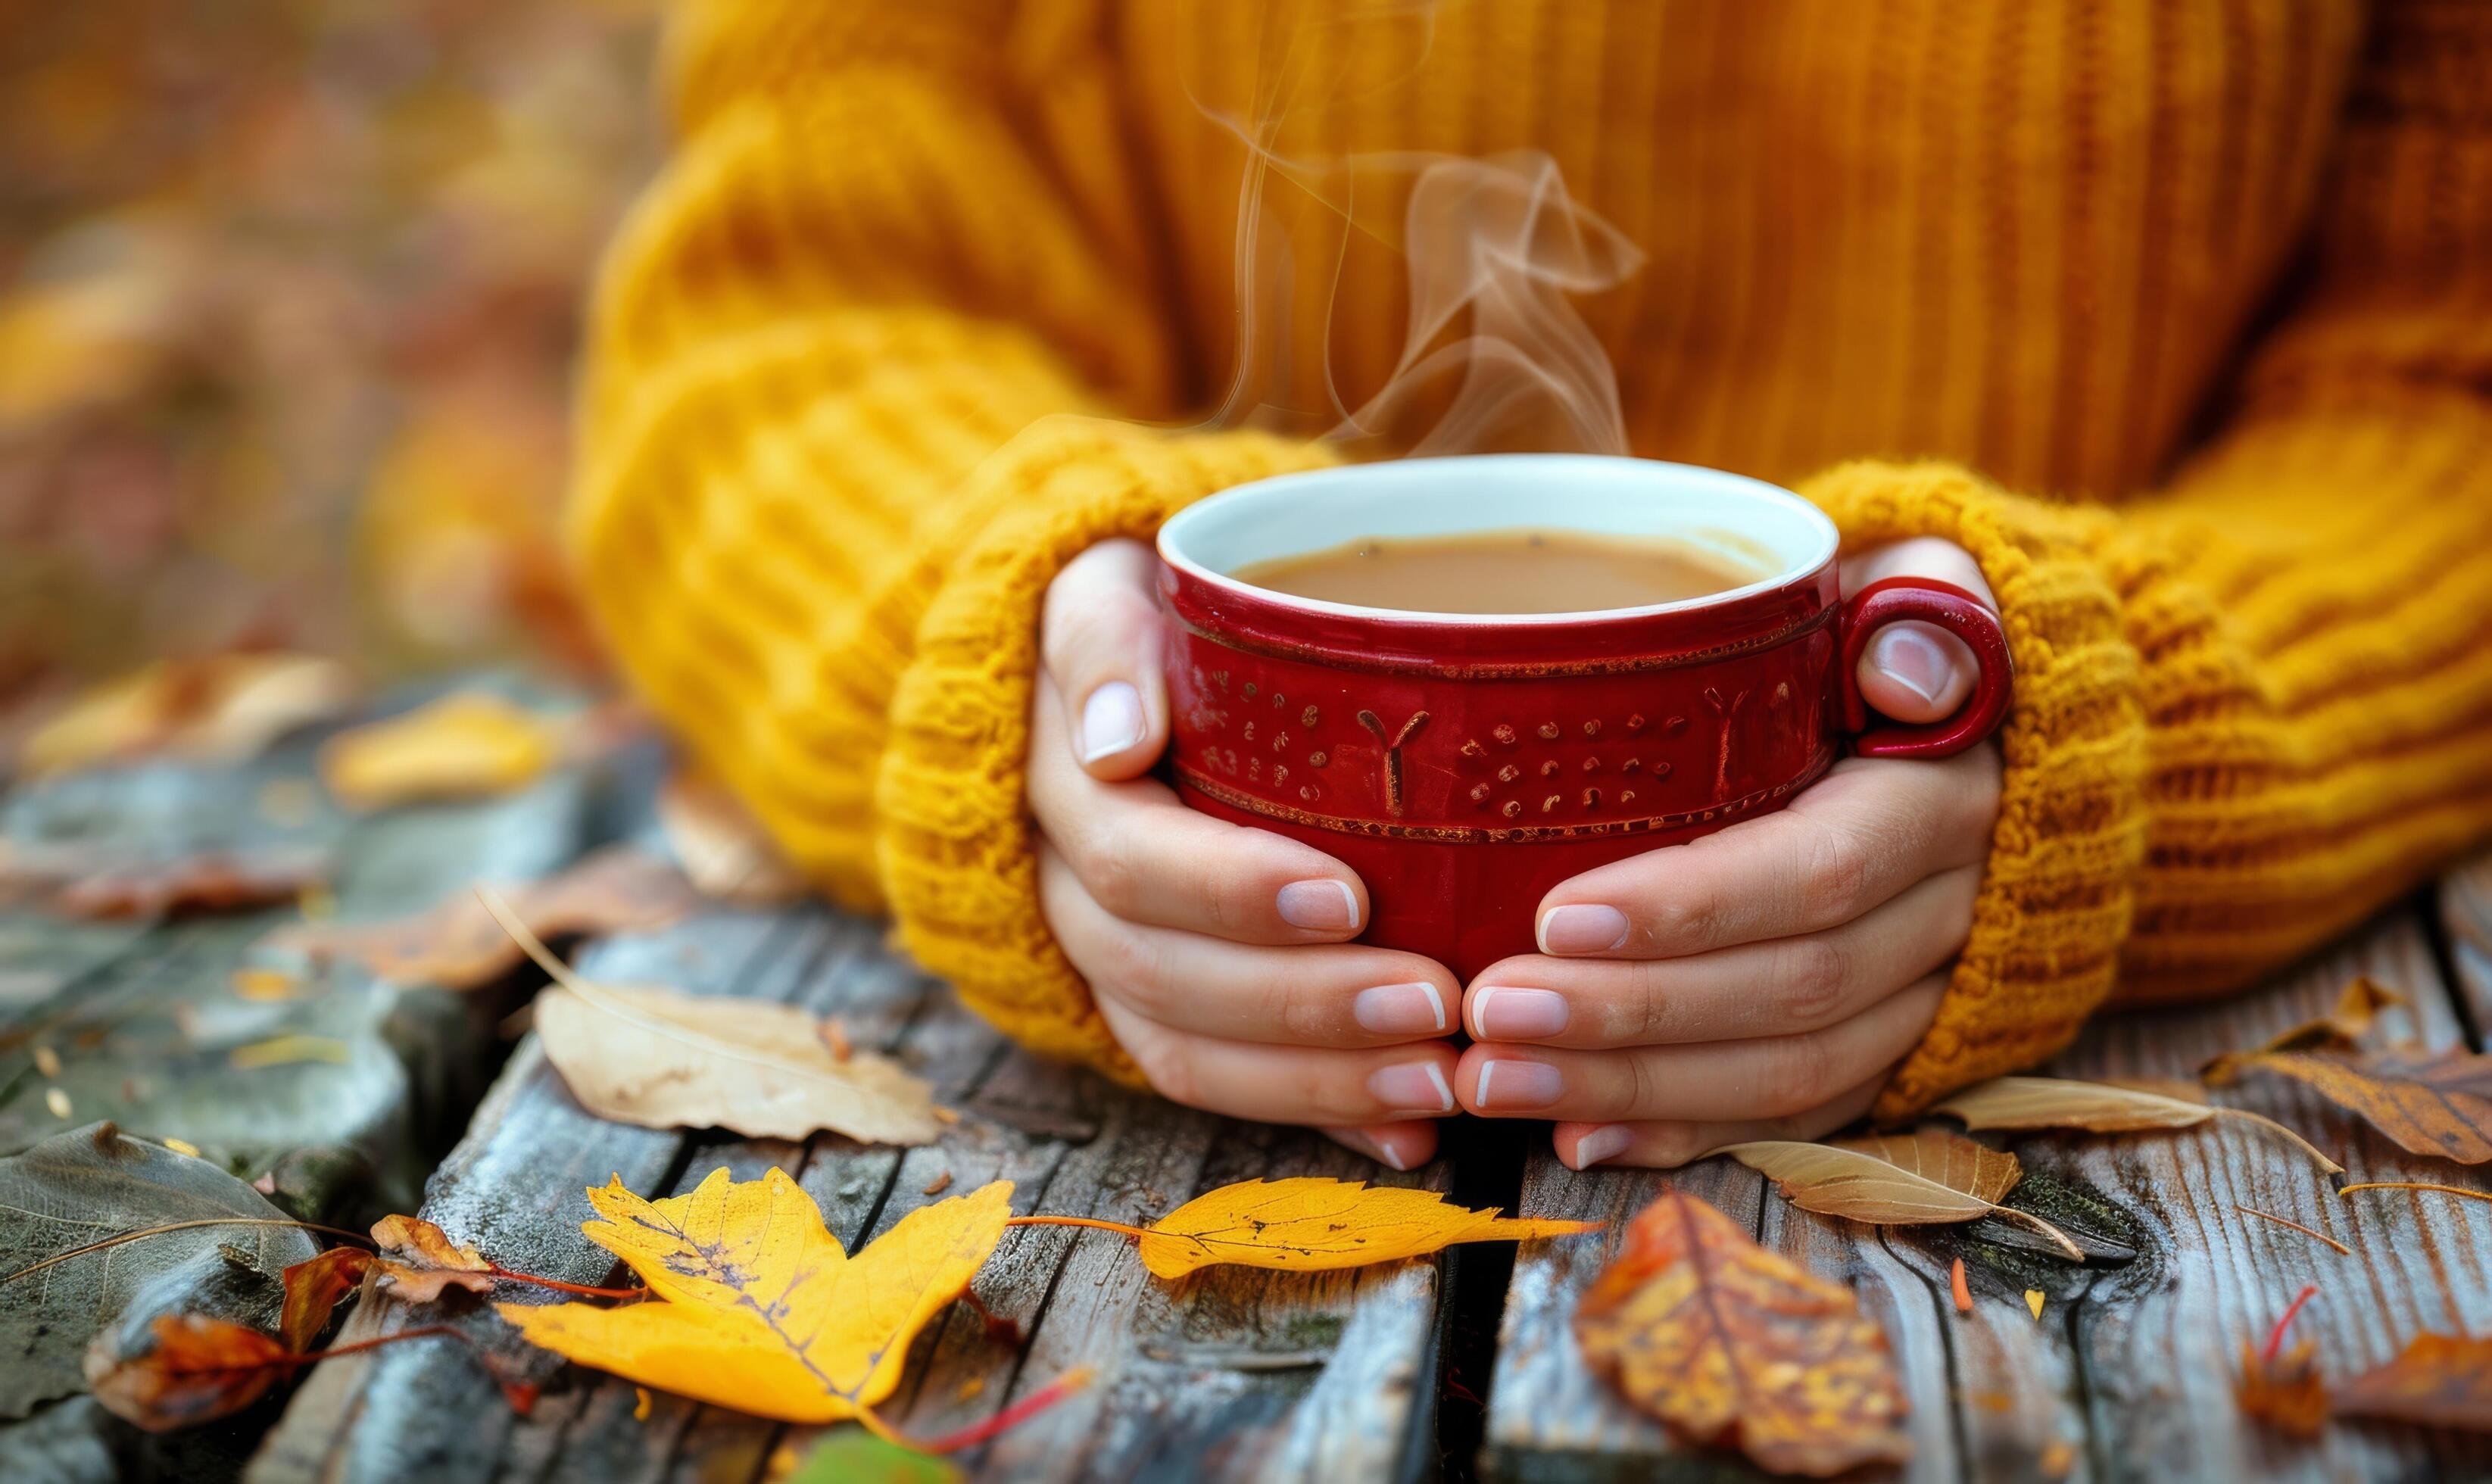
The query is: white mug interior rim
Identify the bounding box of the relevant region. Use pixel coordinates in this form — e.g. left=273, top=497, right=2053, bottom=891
left=1156, top=454, right=1840, bottom=626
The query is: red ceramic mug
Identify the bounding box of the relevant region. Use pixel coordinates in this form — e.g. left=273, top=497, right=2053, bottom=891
left=1155, top=454, right=2012, bottom=980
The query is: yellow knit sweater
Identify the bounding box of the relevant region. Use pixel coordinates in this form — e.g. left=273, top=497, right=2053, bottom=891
left=570, top=0, right=2492, bottom=1117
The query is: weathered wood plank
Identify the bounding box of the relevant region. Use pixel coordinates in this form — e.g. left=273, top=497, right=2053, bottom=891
left=252, top=894, right=1449, bottom=1483
left=2439, top=847, right=2492, bottom=1042
left=1485, top=907, right=2492, bottom=1482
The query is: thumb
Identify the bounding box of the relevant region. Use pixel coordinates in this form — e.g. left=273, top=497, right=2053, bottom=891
left=1842, top=536, right=1993, bottom=726
left=1040, top=538, right=1171, bottom=781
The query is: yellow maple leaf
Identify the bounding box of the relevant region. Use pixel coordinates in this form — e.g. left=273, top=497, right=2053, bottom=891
left=320, top=692, right=562, bottom=810
left=1119, top=1177, right=1597, bottom=1279
left=497, top=1168, right=1010, bottom=1423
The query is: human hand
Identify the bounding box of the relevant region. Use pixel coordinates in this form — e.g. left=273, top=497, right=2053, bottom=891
left=1030, top=538, right=1462, bottom=1171
left=1450, top=537, right=2005, bottom=1167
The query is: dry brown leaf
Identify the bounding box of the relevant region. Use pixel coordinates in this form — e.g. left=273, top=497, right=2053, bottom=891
left=2331, top=1333, right=2492, bottom=1431
left=2237, top=977, right=2412, bottom=1057
left=83, top=1314, right=292, bottom=1432
left=370, top=1214, right=496, bottom=1302
left=2200, top=1048, right=2492, bottom=1165
left=2, top=841, right=329, bottom=920
left=1931, top=1075, right=2344, bottom=1174
left=2237, top=1340, right=2329, bottom=1438
left=1120, top=1178, right=1597, bottom=1279
left=261, top=846, right=701, bottom=990
left=497, top=1168, right=1011, bottom=1423
left=278, top=1249, right=372, bottom=1352
left=1717, top=1140, right=2080, bottom=1260
left=21, top=654, right=355, bottom=778
left=319, top=692, right=563, bottom=809
left=656, top=772, right=806, bottom=906
left=1575, top=1189, right=1910, bottom=1476
left=1830, top=1127, right=2022, bottom=1205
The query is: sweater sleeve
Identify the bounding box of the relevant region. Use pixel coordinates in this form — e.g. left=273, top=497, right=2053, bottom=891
left=568, top=0, right=1330, bottom=1075
left=1816, top=0, right=2492, bottom=1117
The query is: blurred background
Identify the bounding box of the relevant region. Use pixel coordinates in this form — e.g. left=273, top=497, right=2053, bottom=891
left=0, top=0, right=663, bottom=720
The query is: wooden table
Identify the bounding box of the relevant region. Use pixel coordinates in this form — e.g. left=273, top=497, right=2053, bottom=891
left=6, top=687, right=2489, bottom=1482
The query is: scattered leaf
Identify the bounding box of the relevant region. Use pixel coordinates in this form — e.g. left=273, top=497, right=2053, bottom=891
left=1931, top=1075, right=2343, bottom=1174
left=786, top=1428, right=961, bottom=1483
left=633, top=1386, right=653, bottom=1421
left=1949, top=1257, right=1971, bottom=1313
left=922, top=1171, right=953, bottom=1197
left=1574, top=1189, right=1910, bottom=1476
left=1052, top=1177, right=1598, bottom=1279
left=657, top=771, right=806, bottom=906
left=20, top=654, right=356, bottom=778
left=2238, top=1286, right=2328, bottom=1437
left=2026, top=1290, right=2044, bottom=1321
left=1831, top=1127, right=2023, bottom=1204
left=319, top=691, right=563, bottom=809
left=2, top=840, right=330, bottom=920
left=1714, top=1141, right=2081, bottom=1261
left=2201, top=1048, right=2492, bottom=1165
left=84, top=1314, right=292, bottom=1431
left=2332, top=1333, right=2492, bottom=1432
left=45, top=1087, right=71, bottom=1121
left=497, top=1168, right=1012, bottom=1423
left=279, top=1249, right=373, bottom=1352
left=230, top=968, right=303, bottom=1001
left=229, top=1034, right=352, bottom=1070
left=370, top=1214, right=495, bottom=1302
left=2238, top=977, right=2412, bottom=1057
left=33, top=1046, right=61, bottom=1077
left=160, top=1137, right=201, bottom=1158
left=262, top=846, right=701, bottom=990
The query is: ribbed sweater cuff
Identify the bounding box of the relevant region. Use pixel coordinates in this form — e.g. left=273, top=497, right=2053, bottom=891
left=1796, top=461, right=2149, bottom=1119
left=875, top=418, right=1340, bottom=1081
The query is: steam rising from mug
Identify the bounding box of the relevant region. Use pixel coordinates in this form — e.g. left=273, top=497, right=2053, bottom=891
left=1191, top=5, right=1645, bottom=457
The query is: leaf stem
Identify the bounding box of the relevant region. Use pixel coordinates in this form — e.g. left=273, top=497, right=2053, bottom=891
left=1994, top=1207, right=2085, bottom=1262
left=4, top=1218, right=373, bottom=1285
left=2263, top=1284, right=2319, bottom=1364
left=1002, top=1214, right=1155, bottom=1241
left=853, top=1366, right=1096, bottom=1455
left=2232, top=1205, right=2352, bottom=1256
left=483, top=1263, right=645, bottom=1299
left=2337, top=1181, right=2492, bottom=1206
left=2209, top=1108, right=2344, bottom=1176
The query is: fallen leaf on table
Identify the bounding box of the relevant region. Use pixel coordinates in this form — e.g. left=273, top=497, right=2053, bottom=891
left=476, top=887, right=939, bottom=1146
left=2331, top=1333, right=2492, bottom=1432
left=497, top=1168, right=1011, bottom=1423
left=657, top=771, right=806, bottom=906
left=1831, top=1127, right=2023, bottom=1204
left=262, top=846, right=701, bottom=990
left=279, top=1249, right=373, bottom=1352
left=20, top=654, right=356, bottom=778
left=2228, top=977, right=2412, bottom=1058
left=318, top=692, right=563, bottom=810
left=84, top=1314, right=292, bottom=1431
left=1715, top=1140, right=2082, bottom=1260
left=786, top=1428, right=962, bottom=1483
left=1099, top=1178, right=1598, bottom=1279
left=1, top=841, right=330, bottom=920
left=1931, top=1075, right=2344, bottom=1174
left=229, top=1034, right=352, bottom=1070
left=2200, top=1048, right=2492, bottom=1165
left=2236, top=1339, right=2328, bottom=1439
left=1574, top=1188, right=1910, bottom=1476
left=370, top=1214, right=495, bottom=1302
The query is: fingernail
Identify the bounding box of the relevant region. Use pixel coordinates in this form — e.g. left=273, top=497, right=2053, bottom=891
left=1473, top=1058, right=1564, bottom=1110
left=1355, top=983, right=1447, bottom=1035
left=1361, top=1129, right=1414, bottom=1172
left=1368, top=1061, right=1455, bottom=1114
left=1871, top=625, right=1952, bottom=706
left=1471, top=987, right=1570, bottom=1040
left=1571, top=1124, right=1633, bottom=1168
left=1079, top=681, right=1145, bottom=762
left=1539, top=904, right=1629, bottom=955
left=1277, top=878, right=1361, bottom=933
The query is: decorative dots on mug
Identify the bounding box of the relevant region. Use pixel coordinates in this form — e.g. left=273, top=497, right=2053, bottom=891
left=1537, top=722, right=1561, bottom=740
left=1583, top=788, right=1602, bottom=809
left=1539, top=760, right=1560, bottom=778
left=1300, top=785, right=1319, bottom=802
left=1469, top=783, right=1492, bottom=804
left=1626, top=713, right=1645, bottom=732
left=1461, top=739, right=1486, bottom=758
left=1502, top=800, right=1523, bottom=818
left=1272, top=691, right=1287, bottom=709
left=1498, top=764, right=1520, bottom=783
left=1542, top=794, right=1561, bottom=813
left=1273, top=765, right=1289, bottom=785
left=1272, top=731, right=1290, bottom=751
left=1302, top=706, right=1320, bottom=727
left=1582, top=757, right=1600, bottom=772
left=1620, top=790, right=1636, bottom=805
left=1243, top=720, right=1256, bottom=741
left=1663, top=715, right=1690, bottom=736
left=1243, top=682, right=1257, bottom=699
left=1492, top=725, right=1516, bottom=745
left=1622, top=757, right=1641, bottom=774
left=1308, top=750, right=1329, bottom=768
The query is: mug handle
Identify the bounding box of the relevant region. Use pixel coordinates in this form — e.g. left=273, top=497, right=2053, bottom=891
left=1836, top=575, right=2014, bottom=759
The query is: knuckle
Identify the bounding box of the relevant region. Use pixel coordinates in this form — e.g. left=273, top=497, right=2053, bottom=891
left=1799, top=822, right=1875, bottom=921
left=1777, top=937, right=1851, bottom=1024
left=1756, top=1034, right=1835, bottom=1118
left=1134, top=1037, right=1201, bottom=1109
left=1095, top=927, right=1171, bottom=1015
left=1648, top=888, right=1723, bottom=951
left=1077, top=823, right=1146, bottom=917
left=1641, top=1124, right=1708, bottom=1168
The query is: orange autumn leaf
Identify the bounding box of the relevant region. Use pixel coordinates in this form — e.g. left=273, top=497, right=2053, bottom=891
left=497, top=1168, right=1011, bottom=1423
left=370, top=1214, right=496, bottom=1303
left=656, top=771, right=806, bottom=906
left=2200, top=1048, right=2492, bottom=1165
left=2331, top=1333, right=2492, bottom=1432
left=1931, top=1075, right=2344, bottom=1174
left=20, top=653, right=356, bottom=778
left=278, top=1248, right=373, bottom=1352
left=2241, top=977, right=2412, bottom=1057
left=1109, top=1178, right=1597, bottom=1279
left=318, top=692, right=563, bottom=810
left=2236, top=1339, right=2329, bottom=1439
left=262, top=846, right=702, bottom=990
left=1, top=842, right=330, bottom=920
left=84, top=1314, right=293, bottom=1432
left=1574, top=1189, right=1910, bottom=1476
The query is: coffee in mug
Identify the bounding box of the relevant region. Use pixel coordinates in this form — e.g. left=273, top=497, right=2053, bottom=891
left=1232, top=528, right=1764, bottom=615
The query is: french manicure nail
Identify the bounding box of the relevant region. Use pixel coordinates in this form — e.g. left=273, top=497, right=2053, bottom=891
left=1471, top=987, right=1570, bottom=1040
left=1354, top=982, right=1447, bottom=1035
left=1572, top=1124, right=1633, bottom=1168
left=1539, top=903, right=1630, bottom=955
left=1872, top=625, right=1952, bottom=706
left=1277, top=878, right=1361, bottom=932
left=1362, top=1129, right=1413, bottom=1172
left=1473, top=1058, right=1564, bottom=1110
left=1368, top=1061, right=1455, bottom=1114
left=1079, top=681, right=1145, bottom=762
